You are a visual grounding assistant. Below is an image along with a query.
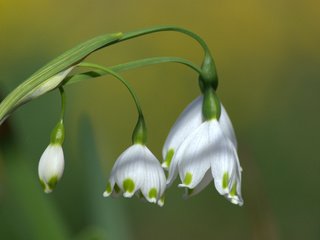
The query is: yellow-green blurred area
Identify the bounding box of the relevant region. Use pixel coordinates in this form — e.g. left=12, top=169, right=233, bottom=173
left=0, top=0, right=320, bottom=239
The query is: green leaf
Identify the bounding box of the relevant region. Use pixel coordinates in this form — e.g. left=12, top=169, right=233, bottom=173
left=75, top=116, right=132, bottom=240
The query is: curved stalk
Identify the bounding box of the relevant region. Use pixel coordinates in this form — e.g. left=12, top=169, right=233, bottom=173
left=59, top=87, right=66, bottom=122
left=118, top=25, right=211, bottom=56
left=65, top=56, right=202, bottom=86
left=77, top=62, right=143, bottom=117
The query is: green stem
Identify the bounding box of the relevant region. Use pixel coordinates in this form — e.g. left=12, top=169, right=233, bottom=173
left=65, top=25, right=216, bottom=88
left=59, top=87, right=66, bottom=122
left=118, top=25, right=211, bottom=55
left=77, top=62, right=143, bottom=116
left=0, top=26, right=215, bottom=124
left=76, top=62, right=148, bottom=144
left=110, top=56, right=202, bottom=74
left=65, top=56, right=202, bottom=86
left=118, top=26, right=217, bottom=88
left=50, top=87, right=66, bottom=145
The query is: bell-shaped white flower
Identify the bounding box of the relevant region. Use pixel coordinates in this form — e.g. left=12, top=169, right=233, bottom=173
left=163, top=96, right=237, bottom=184
left=163, top=95, right=243, bottom=206
left=38, top=119, right=65, bottom=193
left=103, top=144, right=166, bottom=206
left=38, top=144, right=65, bottom=193
left=176, top=120, right=243, bottom=205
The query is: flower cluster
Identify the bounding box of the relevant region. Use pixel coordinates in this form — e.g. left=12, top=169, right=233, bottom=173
left=0, top=26, right=244, bottom=207
left=37, top=83, right=243, bottom=206
left=102, top=93, right=243, bottom=206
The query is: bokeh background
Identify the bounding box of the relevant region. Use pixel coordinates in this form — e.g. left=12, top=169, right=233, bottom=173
left=0, top=1, right=319, bottom=239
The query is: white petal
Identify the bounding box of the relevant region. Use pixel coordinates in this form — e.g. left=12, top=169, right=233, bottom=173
left=103, top=178, right=122, bottom=198
left=210, top=142, right=235, bottom=195
left=227, top=177, right=243, bottom=206
left=210, top=132, right=243, bottom=205
left=176, top=121, right=218, bottom=189
left=183, top=169, right=213, bottom=198
left=162, top=96, right=203, bottom=165
left=38, top=145, right=64, bottom=180
left=166, top=152, right=180, bottom=187
left=155, top=162, right=167, bottom=199
left=139, top=147, right=166, bottom=203
left=220, top=105, right=237, bottom=149
left=176, top=121, right=216, bottom=189
left=226, top=151, right=243, bottom=206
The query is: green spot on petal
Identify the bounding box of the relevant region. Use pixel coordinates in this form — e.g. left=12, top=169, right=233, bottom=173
left=230, top=182, right=237, bottom=196
left=164, top=149, right=174, bottom=167
left=183, top=172, right=193, bottom=185
left=105, top=182, right=112, bottom=193
left=222, top=172, right=229, bottom=189
left=48, top=176, right=58, bottom=190
left=148, top=188, right=158, bottom=199
left=123, top=178, right=135, bottom=193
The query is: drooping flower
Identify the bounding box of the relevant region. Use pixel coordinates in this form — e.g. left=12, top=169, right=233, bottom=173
left=38, top=144, right=65, bottom=193
left=162, top=96, right=237, bottom=183
left=162, top=94, right=243, bottom=206
left=38, top=120, right=65, bottom=193
left=103, top=144, right=166, bottom=206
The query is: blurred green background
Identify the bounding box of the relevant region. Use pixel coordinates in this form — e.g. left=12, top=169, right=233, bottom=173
left=0, top=0, right=319, bottom=239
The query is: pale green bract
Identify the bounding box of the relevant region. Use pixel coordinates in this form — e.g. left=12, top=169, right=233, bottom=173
left=0, top=32, right=123, bottom=124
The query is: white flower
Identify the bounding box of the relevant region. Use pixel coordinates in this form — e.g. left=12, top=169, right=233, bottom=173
left=163, top=95, right=243, bottom=206
left=38, top=144, right=65, bottom=193
left=103, top=144, right=166, bottom=206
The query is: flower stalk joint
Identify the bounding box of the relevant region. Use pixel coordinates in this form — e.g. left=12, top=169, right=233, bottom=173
left=202, top=87, right=221, bottom=121
left=132, top=115, right=147, bottom=145
left=50, top=120, right=65, bottom=145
